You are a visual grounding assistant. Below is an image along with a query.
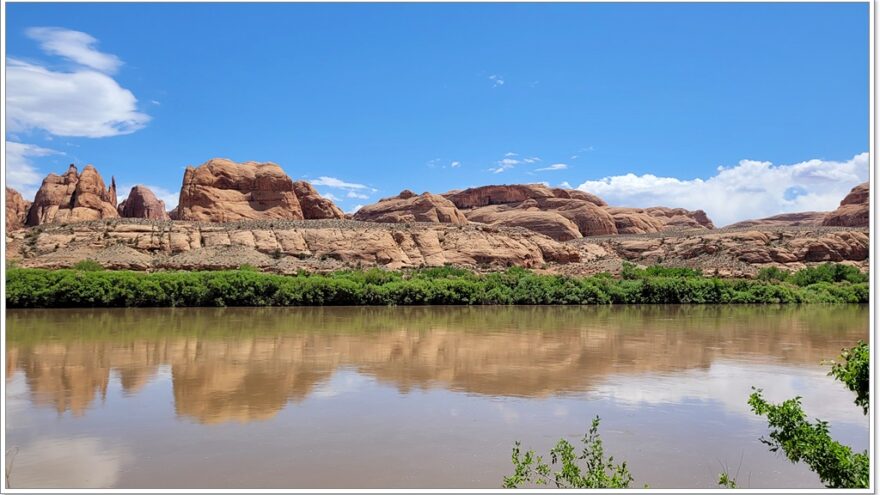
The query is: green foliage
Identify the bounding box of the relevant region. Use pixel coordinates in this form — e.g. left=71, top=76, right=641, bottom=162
left=756, top=266, right=789, bottom=282
left=748, top=389, right=869, bottom=488
left=5, top=263, right=869, bottom=308
left=621, top=262, right=702, bottom=280
left=72, top=259, right=104, bottom=271
left=828, top=341, right=869, bottom=414
left=788, top=262, right=867, bottom=286
left=503, top=417, right=634, bottom=489
left=717, top=472, right=737, bottom=489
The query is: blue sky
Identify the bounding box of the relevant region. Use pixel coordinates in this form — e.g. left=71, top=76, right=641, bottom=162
left=5, top=2, right=870, bottom=225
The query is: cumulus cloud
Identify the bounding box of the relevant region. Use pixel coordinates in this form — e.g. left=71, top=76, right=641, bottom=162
left=489, top=74, right=504, bottom=88
left=6, top=141, right=62, bottom=198
left=117, top=183, right=179, bottom=210
left=310, top=176, right=376, bottom=192
left=536, top=163, right=568, bottom=172
left=7, top=58, right=150, bottom=138
left=320, top=191, right=341, bottom=202
left=26, top=27, right=122, bottom=74
left=347, top=204, right=364, bottom=214
left=576, top=153, right=868, bottom=226
left=489, top=157, right=519, bottom=174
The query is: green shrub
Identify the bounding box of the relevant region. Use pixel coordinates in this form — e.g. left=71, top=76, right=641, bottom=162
left=72, top=259, right=104, bottom=271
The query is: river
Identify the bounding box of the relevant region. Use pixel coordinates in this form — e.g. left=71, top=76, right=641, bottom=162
left=4, top=305, right=869, bottom=488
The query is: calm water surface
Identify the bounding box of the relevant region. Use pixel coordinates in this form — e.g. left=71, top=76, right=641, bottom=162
left=5, top=305, right=869, bottom=488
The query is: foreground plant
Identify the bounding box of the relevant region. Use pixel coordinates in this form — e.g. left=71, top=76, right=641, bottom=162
left=503, top=417, right=634, bottom=488
left=749, top=341, right=870, bottom=488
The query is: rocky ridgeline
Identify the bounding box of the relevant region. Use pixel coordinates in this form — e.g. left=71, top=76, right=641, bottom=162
left=4, top=158, right=870, bottom=275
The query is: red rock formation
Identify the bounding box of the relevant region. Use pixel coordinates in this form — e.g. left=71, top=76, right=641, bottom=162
left=6, top=187, right=31, bottom=231
left=444, top=184, right=606, bottom=209
left=726, top=211, right=826, bottom=229
left=175, top=158, right=305, bottom=222
left=823, top=182, right=869, bottom=227
left=353, top=190, right=468, bottom=225
left=26, top=164, right=118, bottom=226
left=292, top=181, right=345, bottom=219
left=607, top=207, right=714, bottom=234
left=118, top=186, right=170, bottom=220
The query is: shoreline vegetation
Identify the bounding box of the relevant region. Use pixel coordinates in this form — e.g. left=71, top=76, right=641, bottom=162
left=5, top=262, right=868, bottom=308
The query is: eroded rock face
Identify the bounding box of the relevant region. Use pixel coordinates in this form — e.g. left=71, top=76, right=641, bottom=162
left=444, top=184, right=606, bottom=209
left=726, top=212, right=827, bottom=229
left=6, top=219, right=579, bottom=271
left=6, top=187, right=31, bottom=231
left=176, top=158, right=304, bottom=222
left=823, top=182, right=869, bottom=227
left=440, top=184, right=616, bottom=240
left=353, top=190, right=468, bottom=225
left=292, top=181, right=345, bottom=219
left=607, top=207, right=714, bottom=234
left=26, top=164, right=118, bottom=226
left=118, top=186, right=170, bottom=220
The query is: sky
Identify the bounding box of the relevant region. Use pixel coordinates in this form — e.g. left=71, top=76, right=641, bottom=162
left=5, top=2, right=870, bottom=226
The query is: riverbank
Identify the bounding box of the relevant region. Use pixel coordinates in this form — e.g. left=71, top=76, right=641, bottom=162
left=5, top=263, right=868, bottom=308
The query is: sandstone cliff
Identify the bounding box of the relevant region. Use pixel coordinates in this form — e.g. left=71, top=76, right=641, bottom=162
left=6, top=187, right=31, bottom=231
left=118, top=185, right=170, bottom=220
left=26, top=164, right=118, bottom=226
left=823, top=182, right=869, bottom=227
left=353, top=190, right=468, bottom=224
left=726, top=211, right=827, bottom=229
left=291, top=181, right=345, bottom=219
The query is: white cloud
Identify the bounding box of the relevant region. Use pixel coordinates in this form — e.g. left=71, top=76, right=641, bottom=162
left=6, top=141, right=62, bottom=198
left=320, top=191, right=340, bottom=201
left=536, top=163, right=568, bottom=172
left=522, top=157, right=541, bottom=164
left=450, top=161, right=461, bottom=168
left=489, top=157, right=519, bottom=174
left=26, top=27, right=122, bottom=74
left=489, top=75, right=504, bottom=88
left=576, top=153, right=868, bottom=226
left=346, top=191, right=369, bottom=199
left=7, top=58, right=150, bottom=138
left=347, top=204, right=364, bottom=214
left=559, top=181, right=572, bottom=189
left=117, top=183, right=179, bottom=210
left=310, top=176, right=375, bottom=192
left=7, top=436, right=133, bottom=488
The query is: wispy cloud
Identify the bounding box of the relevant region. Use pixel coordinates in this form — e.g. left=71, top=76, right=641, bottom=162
left=576, top=152, right=868, bottom=226
left=450, top=161, right=461, bottom=168
left=7, top=28, right=149, bottom=138
left=320, top=191, right=341, bottom=202
left=309, top=176, right=376, bottom=192
left=5, top=141, right=63, bottom=199
left=26, top=27, right=122, bottom=74
left=559, top=181, right=572, bottom=189
left=489, top=74, right=504, bottom=88
left=347, top=204, right=364, bottom=214
left=346, top=191, right=369, bottom=199
left=536, top=163, right=568, bottom=172
left=489, top=157, right=519, bottom=174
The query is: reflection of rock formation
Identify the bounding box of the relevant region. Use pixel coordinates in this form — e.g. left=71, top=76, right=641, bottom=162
left=7, top=306, right=867, bottom=423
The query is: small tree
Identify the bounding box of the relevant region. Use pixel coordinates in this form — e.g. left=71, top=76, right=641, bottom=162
left=749, top=341, right=870, bottom=489
left=503, top=417, right=634, bottom=489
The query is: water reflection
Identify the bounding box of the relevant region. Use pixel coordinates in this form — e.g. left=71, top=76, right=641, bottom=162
left=6, top=305, right=867, bottom=424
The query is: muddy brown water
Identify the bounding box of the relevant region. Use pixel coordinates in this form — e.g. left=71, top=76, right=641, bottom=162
left=4, top=305, right=869, bottom=488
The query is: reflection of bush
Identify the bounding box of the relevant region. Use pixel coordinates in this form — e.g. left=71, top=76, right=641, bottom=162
left=6, top=264, right=869, bottom=308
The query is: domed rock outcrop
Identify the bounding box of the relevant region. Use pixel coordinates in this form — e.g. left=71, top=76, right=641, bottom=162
left=441, top=184, right=616, bottom=240
left=6, top=187, right=31, bottom=231
left=823, top=182, right=868, bottom=227
left=353, top=190, right=468, bottom=225
left=607, top=207, right=714, bottom=234
left=292, top=181, right=345, bottom=219
left=26, top=164, right=118, bottom=226
left=118, top=185, right=170, bottom=220
left=176, top=158, right=304, bottom=222
left=726, top=211, right=827, bottom=229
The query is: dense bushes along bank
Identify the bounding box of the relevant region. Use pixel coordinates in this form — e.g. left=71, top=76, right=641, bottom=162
left=5, top=262, right=868, bottom=308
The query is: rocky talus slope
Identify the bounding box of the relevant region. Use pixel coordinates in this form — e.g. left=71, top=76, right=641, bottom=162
left=5, top=219, right=867, bottom=277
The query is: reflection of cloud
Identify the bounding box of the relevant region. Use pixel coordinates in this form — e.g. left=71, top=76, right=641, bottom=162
left=8, top=436, right=132, bottom=488
left=592, top=360, right=867, bottom=426
left=311, top=369, right=372, bottom=399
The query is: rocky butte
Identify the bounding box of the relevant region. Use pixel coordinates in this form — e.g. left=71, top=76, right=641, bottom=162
left=118, top=185, right=170, bottom=220
left=26, top=164, right=118, bottom=227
